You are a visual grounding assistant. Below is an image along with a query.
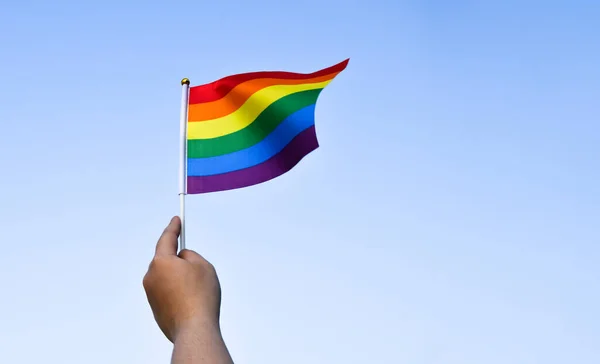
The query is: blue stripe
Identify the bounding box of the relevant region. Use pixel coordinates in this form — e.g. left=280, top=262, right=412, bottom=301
left=187, top=104, right=316, bottom=177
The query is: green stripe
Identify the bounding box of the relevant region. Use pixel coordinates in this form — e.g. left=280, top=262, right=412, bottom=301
left=187, top=89, right=323, bottom=158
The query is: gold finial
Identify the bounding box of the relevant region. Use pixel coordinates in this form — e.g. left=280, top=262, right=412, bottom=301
left=181, top=78, right=190, bottom=85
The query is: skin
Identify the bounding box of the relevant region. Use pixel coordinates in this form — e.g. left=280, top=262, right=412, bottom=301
left=143, top=216, right=234, bottom=364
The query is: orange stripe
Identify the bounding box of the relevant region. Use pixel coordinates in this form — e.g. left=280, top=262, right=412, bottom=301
left=188, top=59, right=349, bottom=104
left=188, top=71, right=340, bottom=122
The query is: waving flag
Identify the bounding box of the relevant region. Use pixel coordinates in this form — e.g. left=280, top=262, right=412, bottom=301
left=181, top=59, right=348, bottom=194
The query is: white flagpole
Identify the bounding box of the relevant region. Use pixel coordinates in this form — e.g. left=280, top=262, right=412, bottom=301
left=178, top=78, right=190, bottom=251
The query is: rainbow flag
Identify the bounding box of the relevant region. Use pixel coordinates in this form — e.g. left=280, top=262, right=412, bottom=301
left=185, top=59, right=348, bottom=194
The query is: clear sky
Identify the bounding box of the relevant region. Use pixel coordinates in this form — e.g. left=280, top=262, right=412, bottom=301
left=1, top=1, right=599, bottom=363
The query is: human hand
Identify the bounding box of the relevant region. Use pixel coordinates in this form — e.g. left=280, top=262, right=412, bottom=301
left=143, top=216, right=222, bottom=342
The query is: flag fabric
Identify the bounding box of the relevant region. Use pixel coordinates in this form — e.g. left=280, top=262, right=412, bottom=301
left=185, top=59, right=348, bottom=194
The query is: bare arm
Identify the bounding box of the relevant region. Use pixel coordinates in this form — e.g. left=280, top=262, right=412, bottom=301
left=143, top=217, right=234, bottom=364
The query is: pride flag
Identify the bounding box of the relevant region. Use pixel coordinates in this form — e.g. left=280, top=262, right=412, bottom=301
left=184, top=59, right=348, bottom=194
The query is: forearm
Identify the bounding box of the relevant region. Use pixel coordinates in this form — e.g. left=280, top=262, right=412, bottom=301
left=171, top=321, right=233, bottom=364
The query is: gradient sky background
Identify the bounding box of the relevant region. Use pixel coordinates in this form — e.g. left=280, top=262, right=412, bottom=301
left=1, top=1, right=599, bottom=363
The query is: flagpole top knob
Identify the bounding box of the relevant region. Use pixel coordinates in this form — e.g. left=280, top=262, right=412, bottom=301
left=181, top=78, right=190, bottom=85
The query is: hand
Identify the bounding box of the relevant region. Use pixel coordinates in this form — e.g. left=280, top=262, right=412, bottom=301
left=143, top=216, right=221, bottom=342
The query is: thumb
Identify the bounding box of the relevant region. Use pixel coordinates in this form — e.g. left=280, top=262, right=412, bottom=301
left=154, top=216, right=180, bottom=256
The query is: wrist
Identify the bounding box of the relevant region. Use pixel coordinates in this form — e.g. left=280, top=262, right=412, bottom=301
left=173, top=316, right=222, bottom=343
left=171, top=316, right=233, bottom=364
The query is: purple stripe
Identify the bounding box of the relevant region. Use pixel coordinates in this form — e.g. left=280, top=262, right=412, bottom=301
left=187, top=126, right=319, bottom=194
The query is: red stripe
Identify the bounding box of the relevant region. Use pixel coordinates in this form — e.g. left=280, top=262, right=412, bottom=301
left=188, top=59, right=349, bottom=104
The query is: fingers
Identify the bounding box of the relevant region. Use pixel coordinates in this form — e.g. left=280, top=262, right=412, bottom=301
left=155, top=216, right=181, bottom=256
left=179, top=249, right=209, bottom=265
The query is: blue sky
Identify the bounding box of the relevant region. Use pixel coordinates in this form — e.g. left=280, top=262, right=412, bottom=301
left=1, top=1, right=599, bottom=363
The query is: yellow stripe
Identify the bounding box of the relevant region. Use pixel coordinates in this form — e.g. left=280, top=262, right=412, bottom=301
left=187, top=80, right=332, bottom=140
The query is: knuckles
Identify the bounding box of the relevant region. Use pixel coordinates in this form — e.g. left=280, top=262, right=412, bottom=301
left=142, top=271, right=153, bottom=290
left=149, top=255, right=172, bottom=270
left=142, top=254, right=218, bottom=289
left=143, top=256, right=171, bottom=288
